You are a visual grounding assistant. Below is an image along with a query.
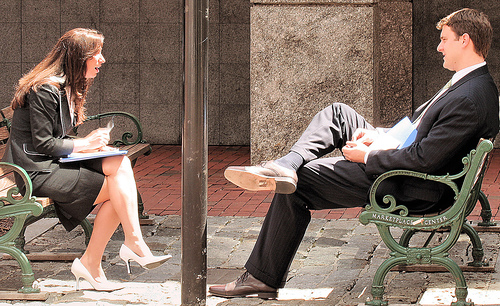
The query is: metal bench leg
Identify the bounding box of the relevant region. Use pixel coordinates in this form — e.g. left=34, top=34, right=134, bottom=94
left=399, top=229, right=415, bottom=247
left=137, top=189, right=148, bottom=219
left=433, top=257, right=473, bottom=306
left=461, top=222, right=487, bottom=267
left=0, top=246, right=39, bottom=293
left=478, top=191, right=496, bottom=227
left=366, top=256, right=405, bottom=306
left=14, top=226, right=28, bottom=254
left=400, top=229, right=438, bottom=248
left=15, top=206, right=56, bottom=254
left=130, top=157, right=148, bottom=220
left=80, top=218, right=93, bottom=247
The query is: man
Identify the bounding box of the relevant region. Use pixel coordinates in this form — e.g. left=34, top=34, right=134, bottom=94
left=209, top=8, right=499, bottom=299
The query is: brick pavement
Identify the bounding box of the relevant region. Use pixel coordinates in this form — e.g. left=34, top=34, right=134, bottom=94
left=135, top=145, right=500, bottom=221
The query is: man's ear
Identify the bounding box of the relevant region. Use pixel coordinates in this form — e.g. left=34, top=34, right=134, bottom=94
left=461, top=33, right=472, bottom=47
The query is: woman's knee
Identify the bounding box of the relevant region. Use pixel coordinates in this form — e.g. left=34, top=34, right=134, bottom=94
left=102, top=155, right=132, bottom=176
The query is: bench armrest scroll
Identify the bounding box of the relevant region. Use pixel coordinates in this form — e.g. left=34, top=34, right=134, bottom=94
left=76, top=111, right=145, bottom=147
left=365, top=169, right=460, bottom=218
left=0, top=162, right=43, bottom=244
left=0, top=162, right=40, bottom=211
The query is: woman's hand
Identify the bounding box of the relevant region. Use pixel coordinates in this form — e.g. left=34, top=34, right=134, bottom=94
left=72, top=128, right=111, bottom=153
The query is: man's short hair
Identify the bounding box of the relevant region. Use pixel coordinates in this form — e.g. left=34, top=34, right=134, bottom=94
left=437, top=8, right=493, bottom=59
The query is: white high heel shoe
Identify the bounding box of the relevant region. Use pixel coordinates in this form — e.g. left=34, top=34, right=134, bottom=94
left=71, top=258, right=124, bottom=291
left=119, top=244, right=172, bottom=274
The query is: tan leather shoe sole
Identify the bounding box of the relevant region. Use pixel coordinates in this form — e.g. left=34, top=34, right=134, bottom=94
left=224, top=167, right=297, bottom=194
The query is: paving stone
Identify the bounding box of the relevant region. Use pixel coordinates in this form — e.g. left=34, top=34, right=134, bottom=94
left=1, top=215, right=499, bottom=305
left=207, top=236, right=242, bottom=267
left=302, top=247, right=339, bottom=266
left=314, top=237, right=347, bottom=247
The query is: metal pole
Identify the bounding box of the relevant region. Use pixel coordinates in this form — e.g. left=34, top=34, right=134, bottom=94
left=181, top=0, right=209, bottom=302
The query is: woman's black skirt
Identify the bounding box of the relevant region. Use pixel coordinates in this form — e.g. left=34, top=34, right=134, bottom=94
left=30, top=158, right=105, bottom=231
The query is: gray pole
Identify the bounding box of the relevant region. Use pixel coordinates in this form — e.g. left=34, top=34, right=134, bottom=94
left=181, top=0, right=209, bottom=303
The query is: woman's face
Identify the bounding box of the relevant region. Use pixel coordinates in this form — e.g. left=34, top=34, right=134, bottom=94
left=85, top=49, right=105, bottom=79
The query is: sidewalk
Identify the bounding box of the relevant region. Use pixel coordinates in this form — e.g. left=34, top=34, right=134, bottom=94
left=1, top=215, right=499, bottom=305
left=0, top=146, right=499, bottom=305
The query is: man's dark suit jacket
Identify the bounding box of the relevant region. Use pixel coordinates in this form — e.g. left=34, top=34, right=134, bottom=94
left=367, top=65, right=499, bottom=210
left=2, top=84, right=74, bottom=173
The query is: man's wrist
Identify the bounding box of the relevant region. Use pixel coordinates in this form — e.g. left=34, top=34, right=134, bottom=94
left=364, top=150, right=371, bottom=164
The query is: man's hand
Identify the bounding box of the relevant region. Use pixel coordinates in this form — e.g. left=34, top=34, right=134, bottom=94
left=343, top=128, right=379, bottom=163
left=351, top=128, right=379, bottom=146
left=342, top=141, right=371, bottom=163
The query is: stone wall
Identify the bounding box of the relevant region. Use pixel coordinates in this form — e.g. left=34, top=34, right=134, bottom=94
left=250, top=0, right=413, bottom=162
left=0, top=0, right=251, bottom=145
left=1, top=1, right=497, bottom=150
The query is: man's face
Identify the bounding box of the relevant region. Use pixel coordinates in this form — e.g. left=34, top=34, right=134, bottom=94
left=437, top=25, right=463, bottom=72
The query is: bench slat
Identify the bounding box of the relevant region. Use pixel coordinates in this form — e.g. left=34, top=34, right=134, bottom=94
left=121, top=143, right=151, bottom=161
left=1, top=107, right=14, bottom=121
left=35, top=197, right=53, bottom=208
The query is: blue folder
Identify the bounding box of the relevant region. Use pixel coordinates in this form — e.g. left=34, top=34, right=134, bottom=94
left=399, top=128, right=417, bottom=149
left=385, top=117, right=417, bottom=149
left=59, top=150, right=128, bottom=163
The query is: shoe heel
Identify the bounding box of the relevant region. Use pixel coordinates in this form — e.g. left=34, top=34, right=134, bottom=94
left=124, top=260, right=131, bottom=274
left=119, top=244, right=171, bottom=273
left=71, top=258, right=124, bottom=292
left=274, top=177, right=296, bottom=194
left=257, top=292, right=278, bottom=299
left=119, top=244, right=132, bottom=274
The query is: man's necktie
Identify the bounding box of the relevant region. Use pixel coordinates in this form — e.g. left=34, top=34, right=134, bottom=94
left=412, top=79, right=453, bottom=126
left=442, top=79, right=453, bottom=90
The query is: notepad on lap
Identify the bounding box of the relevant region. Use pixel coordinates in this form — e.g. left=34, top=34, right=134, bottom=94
left=59, top=150, right=128, bottom=163
left=369, top=117, right=416, bottom=150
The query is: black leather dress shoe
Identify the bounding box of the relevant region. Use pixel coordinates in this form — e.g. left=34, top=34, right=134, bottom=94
left=208, top=271, right=278, bottom=299
left=224, top=161, right=298, bottom=194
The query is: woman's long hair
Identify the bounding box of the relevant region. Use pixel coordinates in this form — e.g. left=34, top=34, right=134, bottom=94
left=11, top=28, right=104, bottom=125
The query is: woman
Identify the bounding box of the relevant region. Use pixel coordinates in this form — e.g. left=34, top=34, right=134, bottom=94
left=2, top=28, right=171, bottom=291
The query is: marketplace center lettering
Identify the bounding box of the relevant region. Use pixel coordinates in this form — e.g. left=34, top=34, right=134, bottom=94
left=371, top=213, right=448, bottom=226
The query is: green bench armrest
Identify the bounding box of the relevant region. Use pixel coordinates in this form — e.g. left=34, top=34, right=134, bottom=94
left=0, top=162, right=43, bottom=244
left=359, top=139, right=493, bottom=231
left=74, top=111, right=146, bottom=147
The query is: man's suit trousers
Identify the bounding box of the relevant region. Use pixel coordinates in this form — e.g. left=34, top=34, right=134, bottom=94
left=245, top=103, right=377, bottom=288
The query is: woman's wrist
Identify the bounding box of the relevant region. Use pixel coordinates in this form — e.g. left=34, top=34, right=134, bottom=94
left=72, top=138, right=90, bottom=153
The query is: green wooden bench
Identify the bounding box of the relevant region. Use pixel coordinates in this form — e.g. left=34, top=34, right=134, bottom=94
left=0, top=106, right=151, bottom=293
left=359, top=138, right=494, bottom=306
